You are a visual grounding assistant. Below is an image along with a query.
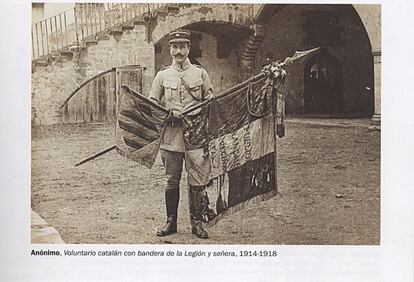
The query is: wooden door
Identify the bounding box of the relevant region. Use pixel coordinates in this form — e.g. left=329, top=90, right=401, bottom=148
left=115, top=65, right=143, bottom=117
left=62, top=65, right=143, bottom=124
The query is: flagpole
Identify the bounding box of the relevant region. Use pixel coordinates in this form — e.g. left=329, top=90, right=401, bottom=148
left=75, top=145, right=116, bottom=167
left=269, top=79, right=279, bottom=194
left=181, top=72, right=267, bottom=115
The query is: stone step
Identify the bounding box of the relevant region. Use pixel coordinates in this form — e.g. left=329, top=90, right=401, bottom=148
left=121, top=22, right=135, bottom=30
left=166, top=4, right=180, bottom=14
left=244, top=49, right=259, bottom=56
left=32, top=4, right=162, bottom=66
left=178, top=3, right=192, bottom=8
left=133, top=15, right=145, bottom=25
left=85, top=37, right=99, bottom=46
left=109, top=27, right=123, bottom=35
left=33, top=58, right=49, bottom=67
left=156, top=9, right=168, bottom=17
left=246, top=38, right=264, bottom=48
left=31, top=210, right=65, bottom=244
left=69, top=45, right=80, bottom=52
left=97, top=34, right=111, bottom=41
left=60, top=48, right=74, bottom=59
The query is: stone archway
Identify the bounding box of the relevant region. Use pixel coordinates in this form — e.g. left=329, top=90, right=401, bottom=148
left=255, top=3, right=380, bottom=123
left=151, top=4, right=255, bottom=44
left=148, top=4, right=256, bottom=89
left=255, top=4, right=380, bottom=57
left=352, top=5, right=381, bottom=127
left=251, top=4, right=376, bottom=116
left=154, top=20, right=253, bottom=93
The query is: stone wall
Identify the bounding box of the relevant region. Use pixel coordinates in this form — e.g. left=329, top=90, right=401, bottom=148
left=31, top=24, right=154, bottom=125
left=32, top=4, right=252, bottom=125
left=32, top=58, right=82, bottom=126
left=31, top=3, right=257, bottom=126
left=82, top=25, right=155, bottom=96
left=31, top=3, right=379, bottom=126
left=254, top=4, right=374, bottom=115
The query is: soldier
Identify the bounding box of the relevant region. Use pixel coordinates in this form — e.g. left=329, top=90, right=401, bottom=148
left=148, top=30, right=213, bottom=239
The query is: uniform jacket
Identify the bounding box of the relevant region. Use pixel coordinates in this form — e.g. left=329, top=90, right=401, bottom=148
left=149, top=58, right=213, bottom=152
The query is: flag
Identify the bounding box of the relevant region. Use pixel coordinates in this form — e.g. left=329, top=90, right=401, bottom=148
left=115, top=85, right=171, bottom=168
left=116, top=68, right=285, bottom=226
left=181, top=74, right=279, bottom=226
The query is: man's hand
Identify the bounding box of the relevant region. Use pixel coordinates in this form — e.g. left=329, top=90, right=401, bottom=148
left=171, top=110, right=182, bottom=118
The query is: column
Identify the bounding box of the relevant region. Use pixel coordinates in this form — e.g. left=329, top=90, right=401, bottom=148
left=369, top=50, right=381, bottom=130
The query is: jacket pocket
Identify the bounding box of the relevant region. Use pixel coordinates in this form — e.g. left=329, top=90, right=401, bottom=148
left=163, top=80, right=178, bottom=101
left=188, top=78, right=203, bottom=100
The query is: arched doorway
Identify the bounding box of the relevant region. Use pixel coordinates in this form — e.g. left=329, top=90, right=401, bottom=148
left=304, top=52, right=343, bottom=114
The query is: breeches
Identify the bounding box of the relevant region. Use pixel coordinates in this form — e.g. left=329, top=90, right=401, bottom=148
left=160, top=149, right=184, bottom=191
left=160, top=149, right=213, bottom=222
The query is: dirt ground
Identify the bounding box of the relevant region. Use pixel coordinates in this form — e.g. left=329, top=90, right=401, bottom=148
left=31, top=118, right=380, bottom=245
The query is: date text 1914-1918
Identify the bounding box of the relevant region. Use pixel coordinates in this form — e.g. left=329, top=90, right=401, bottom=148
left=239, top=250, right=278, bottom=257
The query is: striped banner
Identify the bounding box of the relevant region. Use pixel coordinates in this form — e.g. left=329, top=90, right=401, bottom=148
left=115, top=85, right=171, bottom=168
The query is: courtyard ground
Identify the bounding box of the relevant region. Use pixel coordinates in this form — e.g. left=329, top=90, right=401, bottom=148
left=31, top=117, right=380, bottom=245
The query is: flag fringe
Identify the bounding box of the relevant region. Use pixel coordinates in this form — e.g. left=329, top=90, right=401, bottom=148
left=203, top=188, right=278, bottom=228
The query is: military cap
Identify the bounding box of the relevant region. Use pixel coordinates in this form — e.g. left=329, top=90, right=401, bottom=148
left=169, top=30, right=191, bottom=44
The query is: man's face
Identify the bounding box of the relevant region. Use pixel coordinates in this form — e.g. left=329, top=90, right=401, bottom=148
left=170, top=42, right=190, bottom=64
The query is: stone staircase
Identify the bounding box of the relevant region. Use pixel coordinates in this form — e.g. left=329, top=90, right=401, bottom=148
left=31, top=4, right=181, bottom=126
left=31, top=3, right=261, bottom=126
left=32, top=4, right=182, bottom=69
left=239, top=24, right=266, bottom=80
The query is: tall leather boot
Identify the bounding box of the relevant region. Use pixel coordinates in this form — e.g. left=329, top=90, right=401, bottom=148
left=189, top=186, right=209, bottom=239
left=156, top=188, right=179, bottom=236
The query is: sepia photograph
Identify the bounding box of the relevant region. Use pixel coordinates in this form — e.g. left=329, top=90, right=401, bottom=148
left=31, top=2, right=381, bottom=245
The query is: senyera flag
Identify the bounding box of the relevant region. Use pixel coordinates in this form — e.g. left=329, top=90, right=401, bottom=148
left=116, top=63, right=286, bottom=226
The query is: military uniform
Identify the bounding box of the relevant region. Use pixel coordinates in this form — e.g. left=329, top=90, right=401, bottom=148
left=149, top=58, right=213, bottom=152
left=148, top=30, right=213, bottom=239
